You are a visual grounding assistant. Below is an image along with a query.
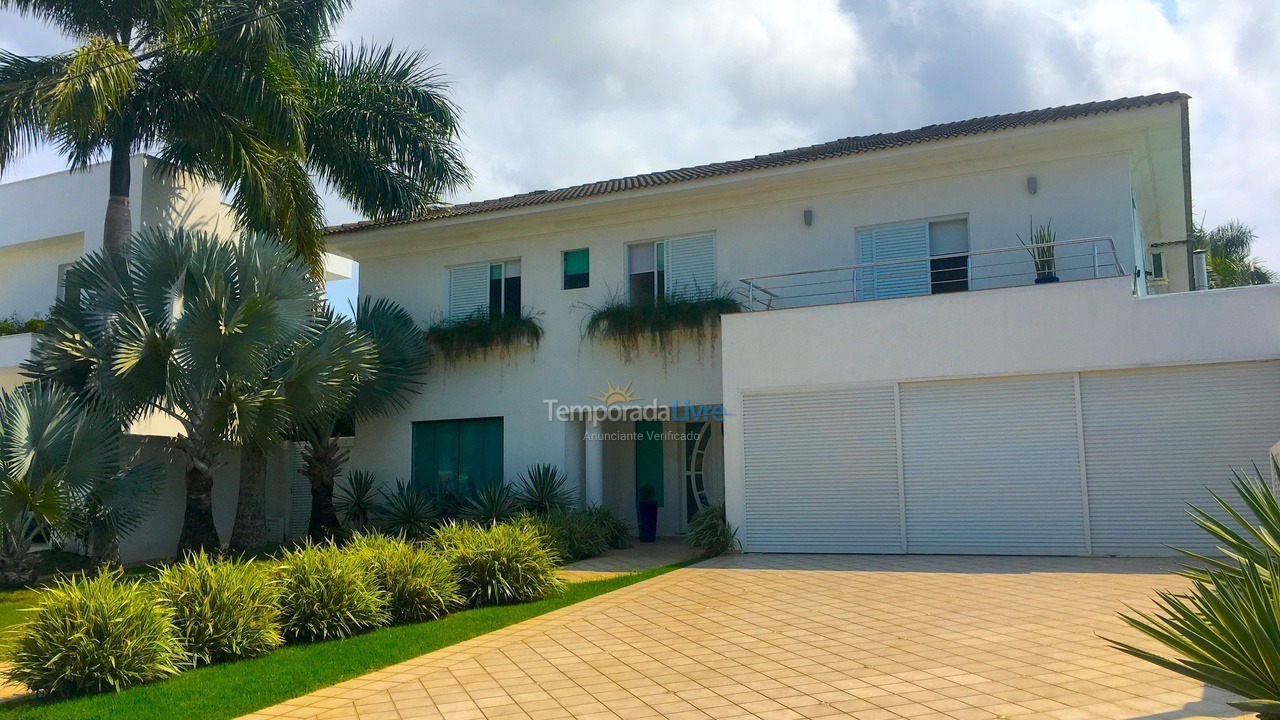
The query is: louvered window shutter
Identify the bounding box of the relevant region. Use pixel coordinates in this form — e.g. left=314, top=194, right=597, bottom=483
left=856, top=223, right=931, bottom=301
left=448, top=263, right=490, bottom=320
left=664, top=235, right=716, bottom=299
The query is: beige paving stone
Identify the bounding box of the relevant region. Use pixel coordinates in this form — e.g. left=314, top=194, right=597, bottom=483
left=238, top=555, right=1254, bottom=719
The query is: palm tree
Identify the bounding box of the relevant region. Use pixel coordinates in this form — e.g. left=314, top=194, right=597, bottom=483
left=229, top=304, right=370, bottom=550
left=24, top=226, right=322, bottom=555
left=1192, top=220, right=1276, bottom=288
left=0, top=0, right=467, bottom=271
left=300, top=297, right=428, bottom=541
left=0, top=382, right=161, bottom=585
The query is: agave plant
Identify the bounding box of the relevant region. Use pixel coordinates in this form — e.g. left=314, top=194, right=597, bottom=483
left=1017, top=220, right=1057, bottom=279
left=1110, top=461, right=1280, bottom=716
left=1112, top=559, right=1280, bottom=718
left=334, top=470, right=386, bottom=532
left=375, top=480, right=440, bottom=540
left=462, top=484, right=520, bottom=526
left=513, top=464, right=576, bottom=515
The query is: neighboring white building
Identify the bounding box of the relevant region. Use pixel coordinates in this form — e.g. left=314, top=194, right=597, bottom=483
left=329, top=92, right=1280, bottom=557
left=0, top=156, right=353, bottom=561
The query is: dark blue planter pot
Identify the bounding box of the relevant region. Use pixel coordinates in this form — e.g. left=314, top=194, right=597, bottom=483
left=636, top=501, right=659, bottom=543
left=1034, top=275, right=1060, bottom=284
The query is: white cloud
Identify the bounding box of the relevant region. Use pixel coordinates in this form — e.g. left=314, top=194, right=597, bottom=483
left=1, top=0, right=1277, bottom=265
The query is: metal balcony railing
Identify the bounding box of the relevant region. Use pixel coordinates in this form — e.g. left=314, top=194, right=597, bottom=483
left=738, top=236, right=1125, bottom=311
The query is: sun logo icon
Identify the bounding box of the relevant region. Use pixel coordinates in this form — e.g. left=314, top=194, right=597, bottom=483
left=588, top=381, right=637, bottom=406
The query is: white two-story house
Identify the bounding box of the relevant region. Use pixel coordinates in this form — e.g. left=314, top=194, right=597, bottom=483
left=302, top=93, right=1276, bottom=555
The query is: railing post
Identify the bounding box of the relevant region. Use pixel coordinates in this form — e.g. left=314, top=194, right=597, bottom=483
left=747, top=281, right=755, bottom=311
left=1092, top=243, right=1099, bottom=279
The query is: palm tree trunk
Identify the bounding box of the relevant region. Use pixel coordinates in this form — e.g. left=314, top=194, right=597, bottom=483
left=177, top=443, right=221, bottom=556
left=230, top=445, right=270, bottom=552
left=103, top=133, right=132, bottom=255
left=302, top=437, right=347, bottom=541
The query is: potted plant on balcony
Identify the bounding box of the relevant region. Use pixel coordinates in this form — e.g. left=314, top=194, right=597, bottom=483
left=636, top=484, right=659, bottom=543
left=1019, top=220, right=1059, bottom=284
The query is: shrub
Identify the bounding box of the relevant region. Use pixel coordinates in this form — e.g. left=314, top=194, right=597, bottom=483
left=521, top=509, right=609, bottom=562
left=582, top=506, right=632, bottom=550
left=513, top=464, right=576, bottom=514
left=155, top=552, right=283, bottom=666
left=335, top=470, right=385, bottom=532
left=346, top=533, right=462, bottom=624
left=461, top=483, right=520, bottom=525
left=686, top=504, right=738, bottom=558
left=581, top=287, right=741, bottom=363
left=275, top=542, right=389, bottom=641
left=20, top=317, right=45, bottom=334
left=425, top=309, right=544, bottom=364
left=430, top=521, right=563, bottom=606
left=1109, top=463, right=1280, bottom=717
left=376, top=480, right=440, bottom=540
left=5, top=570, right=184, bottom=697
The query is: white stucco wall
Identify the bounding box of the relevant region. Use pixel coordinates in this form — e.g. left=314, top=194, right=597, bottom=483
left=342, top=115, right=1169, bottom=517
left=719, top=278, right=1280, bottom=534
left=119, top=439, right=293, bottom=563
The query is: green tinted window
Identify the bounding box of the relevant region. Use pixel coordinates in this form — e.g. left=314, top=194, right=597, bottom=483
left=411, top=418, right=504, bottom=494
left=563, top=249, right=589, bottom=289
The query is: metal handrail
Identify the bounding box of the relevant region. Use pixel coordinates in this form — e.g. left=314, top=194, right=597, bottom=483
left=738, top=236, right=1125, bottom=311
left=739, top=236, right=1121, bottom=283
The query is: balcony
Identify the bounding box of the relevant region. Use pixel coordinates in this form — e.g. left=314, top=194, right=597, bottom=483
left=739, top=236, right=1127, bottom=311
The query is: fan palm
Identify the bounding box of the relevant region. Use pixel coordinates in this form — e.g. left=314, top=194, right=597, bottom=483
left=0, top=382, right=161, bottom=584
left=1192, top=220, right=1275, bottom=288
left=0, top=0, right=467, bottom=271
left=298, top=297, right=428, bottom=540
left=23, top=226, right=321, bottom=555
left=229, top=302, right=369, bottom=550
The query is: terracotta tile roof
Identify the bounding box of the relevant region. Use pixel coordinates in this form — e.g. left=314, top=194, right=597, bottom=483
left=327, top=92, right=1188, bottom=236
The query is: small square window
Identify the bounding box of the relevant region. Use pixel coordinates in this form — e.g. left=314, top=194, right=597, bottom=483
left=563, top=249, right=589, bottom=289
left=1150, top=252, right=1166, bottom=279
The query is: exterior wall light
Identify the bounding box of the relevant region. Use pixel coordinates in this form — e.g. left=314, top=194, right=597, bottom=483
left=803, top=209, right=814, bottom=226
left=1027, top=176, right=1038, bottom=195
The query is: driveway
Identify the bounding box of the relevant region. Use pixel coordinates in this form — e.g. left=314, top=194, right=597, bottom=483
left=242, top=555, right=1248, bottom=720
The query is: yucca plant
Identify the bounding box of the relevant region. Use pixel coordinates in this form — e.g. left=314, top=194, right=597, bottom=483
left=375, top=480, right=441, bottom=540
left=513, top=464, right=576, bottom=515
left=1112, top=559, right=1280, bottom=718
left=429, top=521, right=563, bottom=606
left=155, top=553, right=283, bottom=666
left=461, top=483, right=520, bottom=525
left=5, top=569, right=184, bottom=697
left=1110, top=461, right=1280, bottom=716
left=1178, top=462, right=1280, bottom=584
left=335, top=470, right=386, bottom=532
left=686, top=504, right=738, bottom=558
left=274, top=542, right=389, bottom=642
left=521, top=508, right=610, bottom=562
left=346, top=533, right=461, bottom=624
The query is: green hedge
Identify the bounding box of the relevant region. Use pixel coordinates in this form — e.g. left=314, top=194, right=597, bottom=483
left=3, top=515, right=585, bottom=700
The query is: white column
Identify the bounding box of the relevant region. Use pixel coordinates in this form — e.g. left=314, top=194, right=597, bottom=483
left=584, top=421, right=604, bottom=508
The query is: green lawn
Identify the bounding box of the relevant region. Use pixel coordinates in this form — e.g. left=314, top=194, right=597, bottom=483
left=0, top=563, right=685, bottom=720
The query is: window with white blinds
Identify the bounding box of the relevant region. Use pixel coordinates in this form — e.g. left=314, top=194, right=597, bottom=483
left=629, top=234, right=717, bottom=304
left=448, top=263, right=491, bottom=320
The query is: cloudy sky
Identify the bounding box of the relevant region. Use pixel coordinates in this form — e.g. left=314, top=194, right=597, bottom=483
left=2, top=0, right=1278, bottom=269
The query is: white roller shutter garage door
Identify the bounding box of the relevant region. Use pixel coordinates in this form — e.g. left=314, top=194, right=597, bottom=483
left=738, top=361, right=1280, bottom=556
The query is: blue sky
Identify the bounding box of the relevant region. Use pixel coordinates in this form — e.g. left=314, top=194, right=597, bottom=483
left=2, top=0, right=1277, bottom=272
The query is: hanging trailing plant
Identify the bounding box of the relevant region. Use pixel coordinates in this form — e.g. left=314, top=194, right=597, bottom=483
left=425, top=309, right=544, bottom=364
left=581, top=287, right=742, bottom=364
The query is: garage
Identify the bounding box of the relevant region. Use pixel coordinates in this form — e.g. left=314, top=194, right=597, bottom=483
left=740, top=361, right=1280, bottom=555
